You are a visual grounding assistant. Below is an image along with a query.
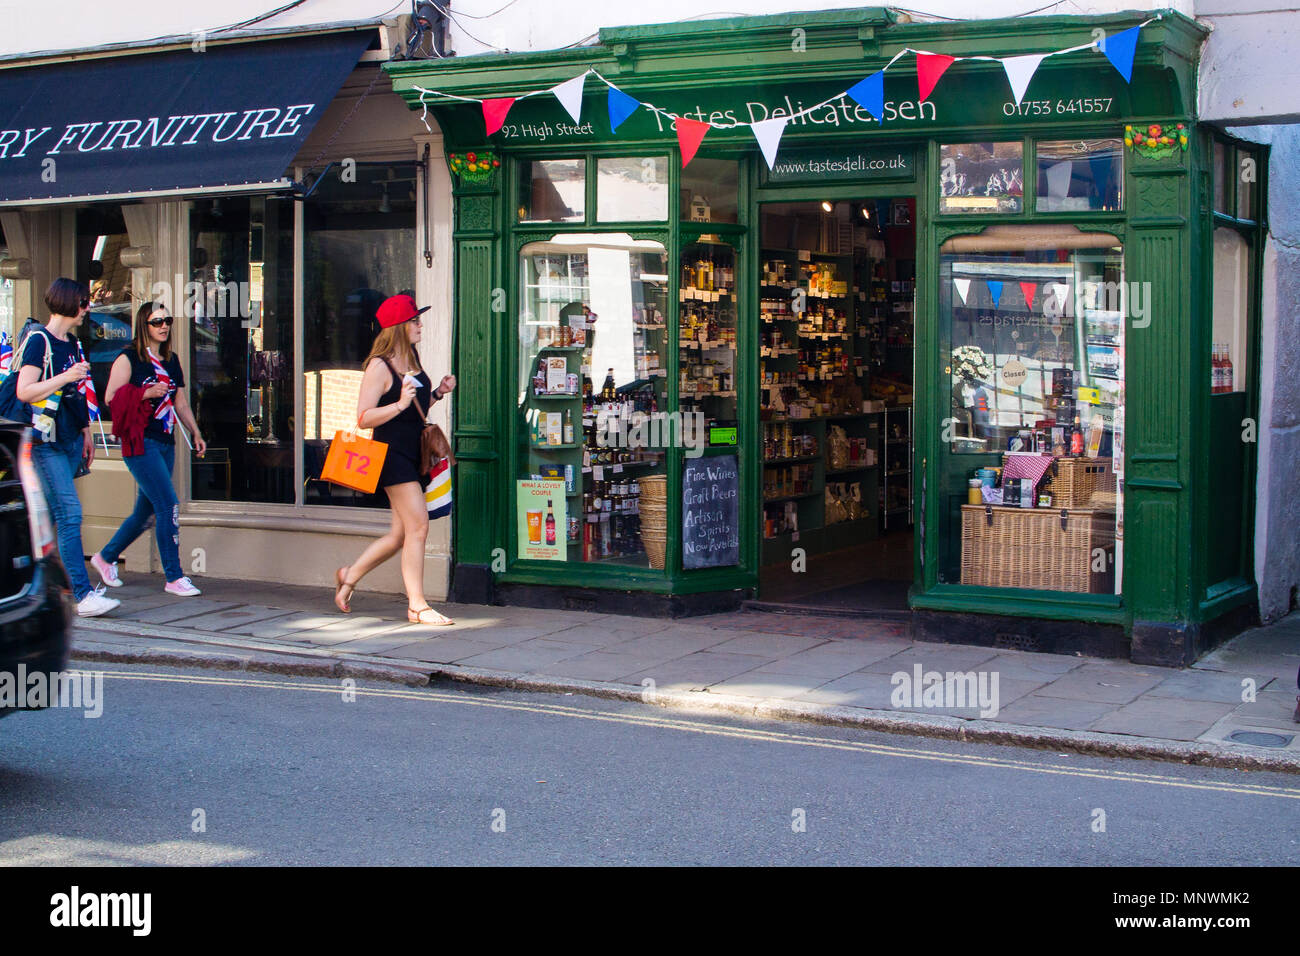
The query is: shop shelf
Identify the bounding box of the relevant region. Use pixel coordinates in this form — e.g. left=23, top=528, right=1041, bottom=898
left=763, top=490, right=820, bottom=504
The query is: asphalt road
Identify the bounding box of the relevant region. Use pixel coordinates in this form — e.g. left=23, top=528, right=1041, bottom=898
left=1, top=662, right=1297, bottom=866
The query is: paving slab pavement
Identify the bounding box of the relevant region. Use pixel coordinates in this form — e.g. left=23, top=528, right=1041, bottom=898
left=70, top=572, right=1300, bottom=772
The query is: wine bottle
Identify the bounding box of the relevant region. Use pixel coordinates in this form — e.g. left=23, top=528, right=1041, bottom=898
left=563, top=408, right=574, bottom=444
left=1070, top=415, right=1085, bottom=456
left=602, top=368, right=616, bottom=402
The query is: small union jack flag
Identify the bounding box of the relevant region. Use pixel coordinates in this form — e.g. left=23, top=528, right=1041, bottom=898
left=74, top=340, right=99, bottom=420
left=0, top=331, right=12, bottom=376
left=147, top=348, right=175, bottom=434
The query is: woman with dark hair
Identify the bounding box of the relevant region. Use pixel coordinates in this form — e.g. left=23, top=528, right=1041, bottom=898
left=90, top=301, right=205, bottom=596
left=14, top=277, right=117, bottom=616
left=333, top=294, right=456, bottom=624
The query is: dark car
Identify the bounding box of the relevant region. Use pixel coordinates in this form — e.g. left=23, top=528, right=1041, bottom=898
left=0, top=418, right=74, bottom=718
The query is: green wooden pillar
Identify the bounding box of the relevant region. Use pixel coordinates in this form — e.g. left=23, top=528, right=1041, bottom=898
left=1124, top=128, right=1198, bottom=665
left=450, top=179, right=504, bottom=602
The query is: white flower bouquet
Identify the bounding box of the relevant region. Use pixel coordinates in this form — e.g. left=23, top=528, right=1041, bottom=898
left=952, top=345, right=992, bottom=383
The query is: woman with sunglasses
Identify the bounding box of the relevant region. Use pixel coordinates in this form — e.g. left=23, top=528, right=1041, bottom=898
left=334, top=294, right=456, bottom=625
left=15, top=278, right=117, bottom=616
left=91, top=302, right=206, bottom=597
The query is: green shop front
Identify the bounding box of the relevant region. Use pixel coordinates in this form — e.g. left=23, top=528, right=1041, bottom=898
left=386, top=8, right=1265, bottom=665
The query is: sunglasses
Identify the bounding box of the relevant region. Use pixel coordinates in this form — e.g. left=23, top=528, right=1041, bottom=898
left=148, top=316, right=174, bottom=328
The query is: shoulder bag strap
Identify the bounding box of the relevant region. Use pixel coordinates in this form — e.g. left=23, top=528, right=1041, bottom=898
left=13, top=328, right=54, bottom=381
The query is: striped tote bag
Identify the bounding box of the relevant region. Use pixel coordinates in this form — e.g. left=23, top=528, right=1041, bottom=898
left=424, top=457, right=453, bottom=519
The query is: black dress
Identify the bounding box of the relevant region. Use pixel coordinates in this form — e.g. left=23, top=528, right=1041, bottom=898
left=373, top=357, right=432, bottom=489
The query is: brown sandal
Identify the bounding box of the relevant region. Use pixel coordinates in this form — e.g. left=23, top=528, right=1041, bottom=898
left=335, top=566, right=357, bottom=613
left=407, top=605, right=454, bottom=626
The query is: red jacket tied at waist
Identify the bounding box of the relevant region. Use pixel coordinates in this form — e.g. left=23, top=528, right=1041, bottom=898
left=109, top=383, right=152, bottom=457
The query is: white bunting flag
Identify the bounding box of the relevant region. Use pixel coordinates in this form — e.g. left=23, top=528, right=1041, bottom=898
left=551, top=73, right=587, bottom=124
left=1001, top=53, right=1047, bottom=108
left=953, top=278, right=971, bottom=304
left=1047, top=282, right=1069, bottom=314
left=751, top=116, right=789, bottom=170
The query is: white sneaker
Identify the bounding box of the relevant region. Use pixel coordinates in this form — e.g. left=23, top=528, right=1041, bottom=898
left=90, top=553, right=122, bottom=587
left=164, top=576, right=202, bottom=597
left=77, top=585, right=121, bottom=617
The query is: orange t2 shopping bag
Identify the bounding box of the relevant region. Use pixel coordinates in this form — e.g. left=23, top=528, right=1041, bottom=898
left=321, top=428, right=388, bottom=494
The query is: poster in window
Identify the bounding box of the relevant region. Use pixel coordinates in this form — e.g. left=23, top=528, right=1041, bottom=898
left=940, top=142, right=1024, bottom=214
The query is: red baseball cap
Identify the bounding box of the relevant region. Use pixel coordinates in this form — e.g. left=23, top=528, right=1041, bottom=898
left=375, top=294, right=430, bottom=329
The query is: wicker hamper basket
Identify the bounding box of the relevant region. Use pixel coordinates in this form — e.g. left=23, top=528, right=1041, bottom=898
left=1003, top=455, right=1117, bottom=510
left=961, top=504, right=1115, bottom=593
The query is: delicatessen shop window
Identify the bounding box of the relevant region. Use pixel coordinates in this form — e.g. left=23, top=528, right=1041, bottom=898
left=517, top=235, right=669, bottom=568
left=940, top=226, right=1124, bottom=596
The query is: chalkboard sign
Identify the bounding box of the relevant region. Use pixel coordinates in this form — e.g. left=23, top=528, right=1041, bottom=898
left=682, top=454, right=740, bottom=569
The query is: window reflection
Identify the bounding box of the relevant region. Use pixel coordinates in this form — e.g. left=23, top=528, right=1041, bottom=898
left=518, top=159, right=585, bottom=223
left=1035, top=139, right=1122, bottom=212
left=596, top=156, right=669, bottom=222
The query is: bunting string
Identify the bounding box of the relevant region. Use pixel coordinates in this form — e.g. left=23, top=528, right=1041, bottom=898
left=411, top=13, right=1162, bottom=168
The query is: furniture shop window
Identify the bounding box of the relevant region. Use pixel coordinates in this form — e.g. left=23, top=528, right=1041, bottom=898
left=939, top=226, right=1124, bottom=595
left=596, top=156, right=670, bottom=222
left=189, top=195, right=295, bottom=504
left=302, top=162, right=418, bottom=507
left=518, top=158, right=585, bottom=223
left=517, top=234, right=669, bottom=567
left=1035, top=139, right=1123, bottom=212
left=939, top=142, right=1024, bottom=214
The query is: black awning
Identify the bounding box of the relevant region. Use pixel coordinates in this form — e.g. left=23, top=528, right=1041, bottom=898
left=0, top=31, right=370, bottom=205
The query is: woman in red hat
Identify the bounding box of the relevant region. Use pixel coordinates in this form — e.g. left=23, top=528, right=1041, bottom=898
left=334, top=294, right=456, bottom=625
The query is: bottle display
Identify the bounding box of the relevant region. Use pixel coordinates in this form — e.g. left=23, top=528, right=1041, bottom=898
left=679, top=240, right=738, bottom=443
left=518, top=243, right=668, bottom=567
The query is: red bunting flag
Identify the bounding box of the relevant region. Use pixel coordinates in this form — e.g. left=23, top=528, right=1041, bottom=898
left=675, top=117, right=710, bottom=168
left=481, top=97, right=516, bottom=136
left=916, top=53, right=956, bottom=103
left=1020, top=282, right=1037, bottom=311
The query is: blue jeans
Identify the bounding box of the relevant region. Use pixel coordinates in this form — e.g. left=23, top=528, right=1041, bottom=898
left=101, top=437, right=182, bottom=582
left=32, top=429, right=93, bottom=601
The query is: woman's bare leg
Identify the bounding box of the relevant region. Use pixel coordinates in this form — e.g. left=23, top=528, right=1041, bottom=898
left=386, top=481, right=430, bottom=608
left=345, top=505, right=405, bottom=585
